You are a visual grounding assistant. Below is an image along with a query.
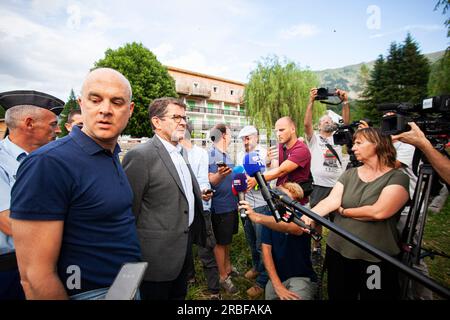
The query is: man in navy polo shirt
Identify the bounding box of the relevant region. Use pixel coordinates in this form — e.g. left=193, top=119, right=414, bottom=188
left=208, top=123, right=239, bottom=294
left=10, top=68, right=141, bottom=299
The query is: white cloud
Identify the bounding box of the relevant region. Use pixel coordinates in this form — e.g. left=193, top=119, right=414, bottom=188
left=31, top=0, right=66, bottom=16
left=163, top=49, right=229, bottom=77
left=152, top=43, right=174, bottom=59
left=0, top=7, right=113, bottom=99
left=280, top=24, right=320, bottom=39
left=66, top=4, right=81, bottom=30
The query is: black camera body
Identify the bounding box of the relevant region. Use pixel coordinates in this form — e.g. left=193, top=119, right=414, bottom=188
left=315, top=87, right=337, bottom=101
left=333, top=120, right=360, bottom=146
left=378, top=95, right=450, bottom=137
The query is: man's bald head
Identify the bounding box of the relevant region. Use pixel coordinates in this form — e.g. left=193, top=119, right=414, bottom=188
left=275, top=116, right=297, bottom=146
left=81, top=68, right=132, bottom=102
left=276, top=116, right=296, bottom=129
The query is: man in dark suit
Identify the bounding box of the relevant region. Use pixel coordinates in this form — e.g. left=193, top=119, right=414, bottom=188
left=123, top=97, right=206, bottom=300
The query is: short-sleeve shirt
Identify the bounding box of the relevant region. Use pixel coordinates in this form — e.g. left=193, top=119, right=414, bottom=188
left=187, top=145, right=211, bottom=211
left=276, top=140, right=311, bottom=186
left=261, top=226, right=316, bottom=283
left=208, top=145, right=237, bottom=214
left=236, top=145, right=268, bottom=209
left=306, top=133, right=344, bottom=188
left=394, top=141, right=417, bottom=197
left=0, top=137, right=27, bottom=254
left=10, top=126, right=141, bottom=295
left=327, top=168, right=409, bottom=262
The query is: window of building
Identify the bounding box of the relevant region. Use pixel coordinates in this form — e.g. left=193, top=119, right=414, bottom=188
left=230, top=89, right=234, bottom=96
left=212, top=86, right=218, bottom=93
left=193, top=82, right=199, bottom=89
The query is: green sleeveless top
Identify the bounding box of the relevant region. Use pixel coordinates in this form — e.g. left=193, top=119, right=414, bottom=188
left=327, top=167, right=409, bottom=262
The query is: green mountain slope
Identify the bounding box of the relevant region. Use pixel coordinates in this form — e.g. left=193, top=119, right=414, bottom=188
left=315, top=50, right=446, bottom=99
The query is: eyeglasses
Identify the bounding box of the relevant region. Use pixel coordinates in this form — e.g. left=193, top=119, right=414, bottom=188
left=161, top=114, right=189, bottom=124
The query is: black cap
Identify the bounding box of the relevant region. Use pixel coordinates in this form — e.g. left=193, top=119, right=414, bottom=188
left=0, top=90, right=65, bottom=115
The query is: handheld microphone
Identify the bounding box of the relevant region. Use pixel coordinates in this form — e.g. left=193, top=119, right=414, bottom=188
left=232, top=165, right=245, bottom=174
left=243, top=152, right=281, bottom=222
left=232, top=172, right=248, bottom=218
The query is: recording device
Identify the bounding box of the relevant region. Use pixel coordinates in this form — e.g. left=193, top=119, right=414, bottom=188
left=377, top=95, right=450, bottom=141
left=203, top=188, right=214, bottom=195
left=216, top=161, right=228, bottom=168
left=104, top=262, right=148, bottom=300
left=243, top=152, right=281, bottom=222
left=315, top=87, right=343, bottom=105
left=232, top=172, right=248, bottom=218
left=267, top=188, right=450, bottom=299
left=269, top=189, right=322, bottom=241
left=332, top=120, right=359, bottom=146
left=332, top=120, right=363, bottom=168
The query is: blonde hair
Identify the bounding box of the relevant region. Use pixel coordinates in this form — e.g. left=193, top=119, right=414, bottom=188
left=279, top=182, right=304, bottom=201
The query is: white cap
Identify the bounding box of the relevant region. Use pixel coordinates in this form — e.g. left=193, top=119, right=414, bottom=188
left=238, top=125, right=258, bottom=138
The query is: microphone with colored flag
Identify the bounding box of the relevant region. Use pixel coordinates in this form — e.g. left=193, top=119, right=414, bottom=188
left=232, top=172, right=248, bottom=218
left=232, top=166, right=247, bottom=218
left=243, top=152, right=281, bottom=222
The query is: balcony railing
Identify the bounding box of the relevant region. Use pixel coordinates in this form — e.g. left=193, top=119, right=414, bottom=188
left=187, top=106, right=246, bottom=117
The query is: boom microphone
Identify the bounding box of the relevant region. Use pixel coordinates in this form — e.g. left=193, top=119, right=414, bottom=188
left=243, top=152, right=281, bottom=222
left=232, top=172, right=248, bottom=218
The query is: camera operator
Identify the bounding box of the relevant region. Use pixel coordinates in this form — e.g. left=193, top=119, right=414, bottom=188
left=304, top=88, right=350, bottom=260
left=303, top=127, right=410, bottom=300
left=392, top=122, right=450, bottom=185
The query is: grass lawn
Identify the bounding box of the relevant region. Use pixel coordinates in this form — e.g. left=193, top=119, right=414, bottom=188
left=187, top=196, right=450, bottom=300
left=423, top=196, right=450, bottom=298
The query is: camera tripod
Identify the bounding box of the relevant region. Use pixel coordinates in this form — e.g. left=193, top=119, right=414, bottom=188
left=268, top=181, right=450, bottom=299
left=399, top=163, right=448, bottom=299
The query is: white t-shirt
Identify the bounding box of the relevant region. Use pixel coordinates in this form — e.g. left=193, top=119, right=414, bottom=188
left=394, top=141, right=417, bottom=200
left=306, top=133, right=344, bottom=188
left=236, top=145, right=268, bottom=208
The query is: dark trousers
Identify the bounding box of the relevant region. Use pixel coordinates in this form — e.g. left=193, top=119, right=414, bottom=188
left=0, top=268, right=25, bottom=300
left=242, top=205, right=270, bottom=288
left=140, top=233, right=192, bottom=300
left=186, top=245, right=220, bottom=294
left=310, top=185, right=333, bottom=208
left=326, top=245, right=400, bottom=300
left=186, top=211, right=220, bottom=294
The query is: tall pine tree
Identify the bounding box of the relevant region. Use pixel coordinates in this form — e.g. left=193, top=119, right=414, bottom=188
left=359, top=55, right=387, bottom=124
left=58, top=89, right=79, bottom=137
left=399, top=33, right=430, bottom=103
left=358, top=34, right=430, bottom=124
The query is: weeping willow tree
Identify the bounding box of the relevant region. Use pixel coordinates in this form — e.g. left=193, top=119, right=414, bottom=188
left=244, top=55, right=325, bottom=139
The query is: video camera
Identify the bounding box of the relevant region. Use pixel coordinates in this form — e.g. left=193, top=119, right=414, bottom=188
left=378, top=95, right=450, bottom=143
left=333, top=120, right=360, bottom=146
left=315, top=87, right=343, bottom=105
left=332, top=119, right=369, bottom=169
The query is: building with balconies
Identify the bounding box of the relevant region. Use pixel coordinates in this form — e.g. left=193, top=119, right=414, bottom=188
left=166, top=66, right=248, bottom=151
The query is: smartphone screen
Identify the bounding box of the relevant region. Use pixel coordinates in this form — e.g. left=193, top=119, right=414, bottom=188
left=216, top=161, right=227, bottom=168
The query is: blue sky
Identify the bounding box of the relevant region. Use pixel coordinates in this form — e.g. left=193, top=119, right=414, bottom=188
left=0, top=0, right=448, bottom=100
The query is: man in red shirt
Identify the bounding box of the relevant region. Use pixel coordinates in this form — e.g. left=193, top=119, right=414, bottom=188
left=247, top=116, right=311, bottom=205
